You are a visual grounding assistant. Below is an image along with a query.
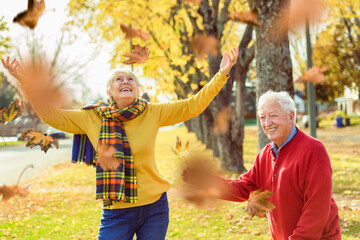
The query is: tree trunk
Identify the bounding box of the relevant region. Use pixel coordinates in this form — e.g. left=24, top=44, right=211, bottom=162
left=254, top=0, right=294, bottom=150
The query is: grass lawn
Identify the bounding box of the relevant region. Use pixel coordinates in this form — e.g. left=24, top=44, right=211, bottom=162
left=1, top=125, right=360, bottom=239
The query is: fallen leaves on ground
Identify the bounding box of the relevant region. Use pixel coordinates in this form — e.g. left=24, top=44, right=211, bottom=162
left=120, top=24, right=150, bottom=41
left=227, top=8, right=261, bottom=26
left=13, top=0, right=46, bottom=29
left=190, top=35, right=218, bottom=60
left=96, top=144, right=119, bottom=171
left=122, top=44, right=150, bottom=65
left=247, top=189, right=276, bottom=218
left=19, top=130, right=59, bottom=153
left=0, top=99, right=24, bottom=124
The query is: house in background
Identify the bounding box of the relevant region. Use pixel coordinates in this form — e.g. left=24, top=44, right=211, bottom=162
left=335, top=87, right=359, bottom=116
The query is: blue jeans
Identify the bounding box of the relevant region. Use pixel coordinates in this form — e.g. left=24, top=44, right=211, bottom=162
left=98, top=192, right=169, bottom=240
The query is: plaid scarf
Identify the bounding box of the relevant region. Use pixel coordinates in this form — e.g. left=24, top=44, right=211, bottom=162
left=71, top=98, right=147, bottom=207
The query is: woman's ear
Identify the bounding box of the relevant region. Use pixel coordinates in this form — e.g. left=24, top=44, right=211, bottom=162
left=106, top=89, right=112, bottom=98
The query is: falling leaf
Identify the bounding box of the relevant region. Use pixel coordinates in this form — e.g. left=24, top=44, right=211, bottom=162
left=185, top=0, right=203, bottom=5
left=122, top=44, right=150, bottom=65
left=247, top=189, right=276, bottom=218
left=190, top=35, right=218, bottom=61
left=96, top=144, right=119, bottom=171
left=227, top=8, right=261, bottom=26
left=120, top=24, right=150, bottom=41
left=0, top=99, right=24, bottom=124
left=213, top=106, right=232, bottom=134
left=182, top=185, right=219, bottom=207
left=171, top=136, right=189, bottom=161
left=19, top=130, right=59, bottom=153
left=272, top=0, right=324, bottom=37
left=294, top=65, right=327, bottom=84
left=13, top=0, right=46, bottom=29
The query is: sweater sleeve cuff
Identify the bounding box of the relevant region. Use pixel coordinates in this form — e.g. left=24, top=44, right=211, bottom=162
left=218, top=70, right=230, bottom=80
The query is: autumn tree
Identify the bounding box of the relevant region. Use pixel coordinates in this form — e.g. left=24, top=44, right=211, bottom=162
left=313, top=0, right=360, bottom=102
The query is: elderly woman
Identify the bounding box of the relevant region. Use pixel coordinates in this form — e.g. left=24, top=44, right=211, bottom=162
left=2, top=46, right=238, bottom=240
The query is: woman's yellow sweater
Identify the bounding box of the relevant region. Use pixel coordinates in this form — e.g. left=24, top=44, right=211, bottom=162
left=31, top=71, right=228, bottom=209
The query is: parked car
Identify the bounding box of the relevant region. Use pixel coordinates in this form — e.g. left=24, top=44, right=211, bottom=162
left=46, top=127, right=68, bottom=139
left=300, top=115, right=319, bottom=128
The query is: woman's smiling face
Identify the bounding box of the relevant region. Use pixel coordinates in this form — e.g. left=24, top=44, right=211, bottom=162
left=107, top=72, right=139, bottom=107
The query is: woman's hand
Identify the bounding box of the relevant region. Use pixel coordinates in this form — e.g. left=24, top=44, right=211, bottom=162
left=1, top=57, right=24, bottom=80
left=219, top=47, right=239, bottom=76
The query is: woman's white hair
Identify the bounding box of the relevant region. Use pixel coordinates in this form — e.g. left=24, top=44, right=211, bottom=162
left=257, top=90, right=297, bottom=124
left=106, top=69, right=144, bottom=98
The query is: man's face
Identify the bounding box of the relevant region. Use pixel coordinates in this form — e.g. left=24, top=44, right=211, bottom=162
left=259, top=100, right=294, bottom=147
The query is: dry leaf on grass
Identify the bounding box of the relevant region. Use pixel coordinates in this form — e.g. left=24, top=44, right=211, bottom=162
left=120, top=24, right=150, bottom=41
left=19, top=130, right=59, bottom=153
left=247, top=189, right=276, bottom=218
left=190, top=35, right=218, bottom=60
left=122, top=44, right=150, bottom=65
left=0, top=164, right=33, bottom=202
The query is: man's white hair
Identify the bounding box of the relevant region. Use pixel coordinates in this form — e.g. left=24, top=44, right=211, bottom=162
left=257, top=90, right=297, bottom=124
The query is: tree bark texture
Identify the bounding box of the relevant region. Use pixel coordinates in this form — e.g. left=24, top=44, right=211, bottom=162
left=253, top=0, right=294, bottom=150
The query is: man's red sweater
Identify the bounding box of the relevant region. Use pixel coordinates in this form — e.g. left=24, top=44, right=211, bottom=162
left=221, top=129, right=341, bottom=239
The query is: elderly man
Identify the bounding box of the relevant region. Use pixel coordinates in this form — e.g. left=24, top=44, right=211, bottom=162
left=183, top=90, right=341, bottom=240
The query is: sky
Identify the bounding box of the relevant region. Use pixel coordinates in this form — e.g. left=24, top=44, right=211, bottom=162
left=0, top=0, right=113, bottom=99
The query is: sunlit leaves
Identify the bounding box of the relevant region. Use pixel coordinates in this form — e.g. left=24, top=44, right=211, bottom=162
left=190, top=35, right=218, bottom=61
left=227, top=9, right=261, bottom=26
left=0, top=99, right=24, bottom=124
left=247, top=189, right=276, bottom=218
left=122, top=44, right=150, bottom=65
left=19, top=130, right=59, bottom=153
left=120, top=24, right=150, bottom=41
left=13, top=0, right=46, bottom=29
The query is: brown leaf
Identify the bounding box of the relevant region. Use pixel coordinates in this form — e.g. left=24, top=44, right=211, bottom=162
left=97, top=144, right=119, bottom=171
left=227, top=8, right=261, bottom=26
left=171, top=136, right=189, bottom=161
left=190, top=35, right=218, bottom=61
left=19, top=130, right=59, bottom=153
left=247, top=189, right=276, bottom=218
left=272, top=0, right=324, bottom=37
left=0, top=99, right=24, bottom=124
left=295, top=65, right=327, bottom=84
left=213, top=106, right=232, bottom=134
left=185, top=0, right=203, bottom=5
left=120, top=24, right=150, bottom=41
left=13, top=0, right=46, bottom=29
left=0, top=185, right=17, bottom=201
left=122, top=44, right=150, bottom=65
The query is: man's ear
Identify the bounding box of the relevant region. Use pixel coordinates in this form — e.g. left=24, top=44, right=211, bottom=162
left=289, top=111, right=295, bottom=124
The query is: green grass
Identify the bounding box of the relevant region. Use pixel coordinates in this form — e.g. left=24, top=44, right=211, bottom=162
left=0, top=126, right=359, bottom=239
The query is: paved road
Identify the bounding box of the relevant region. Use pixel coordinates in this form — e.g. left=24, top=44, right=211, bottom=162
left=0, top=138, right=72, bottom=185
